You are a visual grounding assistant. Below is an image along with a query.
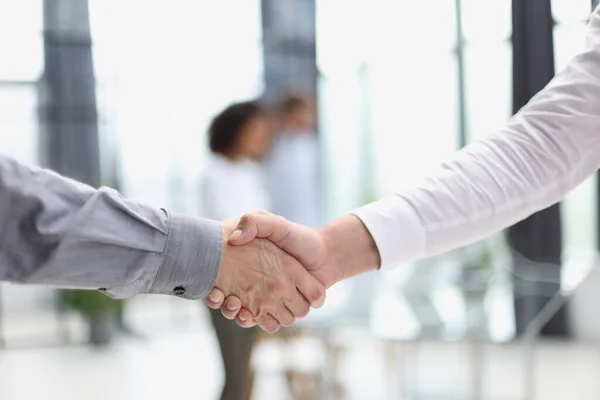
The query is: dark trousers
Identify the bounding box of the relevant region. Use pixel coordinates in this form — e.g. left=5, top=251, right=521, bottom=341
left=209, top=307, right=257, bottom=400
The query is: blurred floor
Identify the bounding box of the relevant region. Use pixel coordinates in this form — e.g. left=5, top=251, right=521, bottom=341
left=1, top=317, right=600, bottom=400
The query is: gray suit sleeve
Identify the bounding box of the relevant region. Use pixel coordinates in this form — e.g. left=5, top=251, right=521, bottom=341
left=0, top=155, right=223, bottom=300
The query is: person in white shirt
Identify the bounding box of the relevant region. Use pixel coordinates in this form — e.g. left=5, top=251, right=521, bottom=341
left=266, top=95, right=322, bottom=228
left=201, top=102, right=272, bottom=222
left=200, top=100, right=273, bottom=399
left=205, top=6, right=600, bottom=333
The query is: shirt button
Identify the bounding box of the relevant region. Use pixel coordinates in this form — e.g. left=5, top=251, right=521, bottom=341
left=174, top=286, right=186, bottom=296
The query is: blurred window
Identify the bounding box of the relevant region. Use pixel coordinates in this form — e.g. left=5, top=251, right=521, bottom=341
left=89, top=0, right=265, bottom=212
left=0, top=0, right=43, bottom=82
left=462, top=0, right=512, bottom=143
left=0, top=0, right=42, bottom=165
left=552, top=0, right=598, bottom=253
left=318, top=0, right=598, bottom=257
left=317, top=0, right=458, bottom=218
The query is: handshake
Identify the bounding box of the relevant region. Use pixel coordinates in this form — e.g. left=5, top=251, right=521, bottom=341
left=205, top=210, right=381, bottom=333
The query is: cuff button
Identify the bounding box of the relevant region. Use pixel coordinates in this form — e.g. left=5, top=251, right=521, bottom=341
left=174, top=286, right=186, bottom=296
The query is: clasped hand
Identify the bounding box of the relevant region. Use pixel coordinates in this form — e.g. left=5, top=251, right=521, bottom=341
left=209, top=212, right=336, bottom=333
left=210, top=215, right=331, bottom=333
left=207, top=211, right=380, bottom=333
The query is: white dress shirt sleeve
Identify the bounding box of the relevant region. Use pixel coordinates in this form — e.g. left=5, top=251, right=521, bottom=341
left=355, top=8, right=600, bottom=269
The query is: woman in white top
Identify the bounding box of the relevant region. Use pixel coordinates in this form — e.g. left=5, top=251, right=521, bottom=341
left=200, top=100, right=272, bottom=400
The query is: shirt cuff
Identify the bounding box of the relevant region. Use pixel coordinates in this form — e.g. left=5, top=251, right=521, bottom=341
left=150, top=211, right=223, bottom=299
left=353, top=195, right=427, bottom=270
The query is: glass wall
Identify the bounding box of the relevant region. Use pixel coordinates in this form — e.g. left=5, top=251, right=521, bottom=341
left=317, top=0, right=459, bottom=219
left=89, top=0, right=264, bottom=214
left=318, top=0, right=598, bottom=256
left=0, top=0, right=42, bottom=165
left=552, top=0, right=598, bottom=255
left=462, top=0, right=512, bottom=144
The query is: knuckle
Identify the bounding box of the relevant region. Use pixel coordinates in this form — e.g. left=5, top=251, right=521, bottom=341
left=280, top=322, right=291, bottom=329
left=267, top=278, right=286, bottom=294
left=224, top=299, right=237, bottom=310
left=253, top=306, right=267, bottom=320
left=257, top=301, right=275, bottom=318
left=298, top=304, right=310, bottom=318
left=311, top=285, right=325, bottom=303
left=238, top=214, right=252, bottom=228
left=282, top=316, right=295, bottom=327
left=262, top=303, right=278, bottom=317
left=283, top=256, right=299, bottom=270
left=258, top=318, right=277, bottom=333
left=274, top=214, right=288, bottom=223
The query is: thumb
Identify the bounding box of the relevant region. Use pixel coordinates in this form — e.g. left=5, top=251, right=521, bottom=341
left=227, top=214, right=260, bottom=245
left=228, top=211, right=290, bottom=246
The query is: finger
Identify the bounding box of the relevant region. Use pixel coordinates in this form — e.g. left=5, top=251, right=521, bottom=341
left=236, top=316, right=258, bottom=328
left=284, top=296, right=310, bottom=319
left=220, top=296, right=242, bottom=320
left=274, top=306, right=295, bottom=328
left=256, top=314, right=281, bottom=334
left=236, top=308, right=258, bottom=328
left=294, top=267, right=326, bottom=308
left=205, top=288, right=225, bottom=309
left=228, top=212, right=319, bottom=270
left=228, top=212, right=292, bottom=246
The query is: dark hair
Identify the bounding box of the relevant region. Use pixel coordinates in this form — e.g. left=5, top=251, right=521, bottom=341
left=280, top=94, right=309, bottom=114
left=208, top=101, right=265, bottom=154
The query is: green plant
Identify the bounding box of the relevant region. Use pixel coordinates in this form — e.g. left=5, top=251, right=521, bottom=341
left=61, top=289, right=123, bottom=317
left=59, top=173, right=126, bottom=319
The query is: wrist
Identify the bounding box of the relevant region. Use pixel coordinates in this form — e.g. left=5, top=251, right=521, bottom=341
left=317, top=214, right=381, bottom=285
left=214, top=218, right=239, bottom=289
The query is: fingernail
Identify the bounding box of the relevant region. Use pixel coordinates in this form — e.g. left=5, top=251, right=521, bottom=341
left=239, top=314, right=247, bottom=322
left=227, top=303, right=238, bottom=311
left=209, top=292, right=219, bottom=303
left=229, top=229, right=243, bottom=240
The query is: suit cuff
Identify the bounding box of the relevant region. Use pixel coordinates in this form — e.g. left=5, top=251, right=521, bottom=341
left=353, top=195, right=427, bottom=270
left=150, top=211, right=223, bottom=299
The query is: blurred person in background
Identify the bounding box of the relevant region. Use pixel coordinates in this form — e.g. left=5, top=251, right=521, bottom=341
left=200, top=100, right=273, bottom=400
left=266, top=94, right=322, bottom=228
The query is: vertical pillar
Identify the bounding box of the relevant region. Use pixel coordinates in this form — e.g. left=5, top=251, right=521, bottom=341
left=260, top=0, right=317, bottom=104
left=39, top=0, right=124, bottom=343
left=594, top=0, right=600, bottom=254
left=454, top=0, right=468, bottom=148
left=510, top=0, right=568, bottom=336
left=39, top=0, right=100, bottom=185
